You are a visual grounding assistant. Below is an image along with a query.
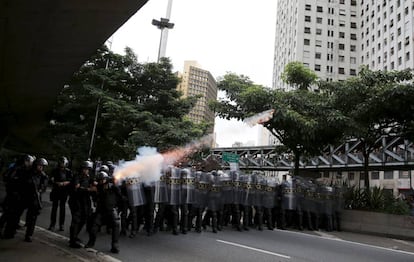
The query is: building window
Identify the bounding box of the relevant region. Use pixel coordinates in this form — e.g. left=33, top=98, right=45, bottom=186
left=304, top=39, right=310, bottom=45
left=339, top=32, right=345, bottom=38
left=399, top=170, right=410, bottom=179
left=316, top=28, right=322, bottom=35
left=351, top=0, right=357, bottom=6
left=317, top=6, right=323, bottom=12
left=315, top=64, right=321, bottom=71
left=339, top=55, right=345, bottom=62
left=384, top=171, right=394, bottom=179
left=304, top=27, right=311, bottom=33
left=340, top=0, right=345, bottom=4
left=350, top=45, right=356, bottom=51
left=350, top=69, right=357, bottom=75
left=339, top=9, right=346, bottom=16
left=371, top=171, right=380, bottom=180
left=316, top=40, right=322, bottom=47
left=398, top=41, right=402, bottom=50
left=398, top=56, right=402, bottom=65
left=339, top=43, right=345, bottom=50
left=406, top=52, right=410, bottom=61
left=398, top=27, right=401, bottom=36
left=350, top=57, right=357, bottom=64
left=315, top=52, right=322, bottom=59
left=317, top=17, right=323, bottom=23
left=351, top=22, right=357, bottom=28
left=351, top=33, right=357, bottom=40
left=338, top=67, right=345, bottom=74
left=405, top=36, right=410, bottom=45
left=305, top=4, right=311, bottom=11
left=328, top=30, right=334, bottom=37
left=339, top=20, right=346, bottom=27
left=305, top=16, right=311, bottom=22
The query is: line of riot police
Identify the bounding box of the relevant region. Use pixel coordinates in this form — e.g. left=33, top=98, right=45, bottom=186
left=1, top=156, right=344, bottom=254
left=117, top=166, right=345, bottom=238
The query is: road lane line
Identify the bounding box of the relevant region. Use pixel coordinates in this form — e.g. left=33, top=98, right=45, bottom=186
left=313, top=230, right=341, bottom=240
left=392, top=239, right=414, bottom=248
left=217, top=239, right=291, bottom=259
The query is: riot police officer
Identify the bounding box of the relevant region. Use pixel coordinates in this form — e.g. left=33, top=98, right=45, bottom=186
left=21, top=158, right=49, bottom=242
left=68, top=160, right=95, bottom=248
left=1, top=155, right=35, bottom=239
left=48, top=156, right=72, bottom=231
left=85, top=171, right=122, bottom=254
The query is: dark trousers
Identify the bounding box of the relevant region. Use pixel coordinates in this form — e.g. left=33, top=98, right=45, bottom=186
left=88, top=211, right=120, bottom=249
left=50, top=194, right=68, bottom=228
left=25, top=205, right=40, bottom=238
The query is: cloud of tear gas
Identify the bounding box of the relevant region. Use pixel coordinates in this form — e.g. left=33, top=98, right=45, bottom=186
left=243, top=109, right=275, bottom=127
left=113, top=135, right=214, bottom=184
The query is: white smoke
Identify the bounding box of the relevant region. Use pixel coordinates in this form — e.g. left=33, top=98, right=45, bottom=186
left=114, top=146, right=164, bottom=186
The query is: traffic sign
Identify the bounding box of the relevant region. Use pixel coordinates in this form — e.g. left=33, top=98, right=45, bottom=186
left=222, top=152, right=239, bottom=163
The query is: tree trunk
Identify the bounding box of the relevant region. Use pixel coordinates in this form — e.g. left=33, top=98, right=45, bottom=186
left=294, top=151, right=301, bottom=177
left=362, top=150, right=370, bottom=189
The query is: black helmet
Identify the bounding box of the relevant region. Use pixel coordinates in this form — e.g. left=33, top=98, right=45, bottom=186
left=35, top=158, right=48, bottom=166
left=22, top=154, right=36, bottom=165
left=58, top=156, right=69, bottom=167
left=81, top=160, right=93, bottom=169
left=99, top=165, right=109, bottom=173
left=97, top=171, right=109, bottom=181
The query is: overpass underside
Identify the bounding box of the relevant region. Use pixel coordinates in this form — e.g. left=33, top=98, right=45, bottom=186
left=0, top=0, right=148, bottom=152
left=211, top=136, right=414, bottom=172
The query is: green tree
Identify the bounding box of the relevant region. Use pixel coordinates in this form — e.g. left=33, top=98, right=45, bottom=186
left=326, top=66, right=413, bottom=188
left=281, top=61, right=318, bottom=91
left=211, top=62, right=346, bottom=176
left=45, top=46, right=208, bottom=162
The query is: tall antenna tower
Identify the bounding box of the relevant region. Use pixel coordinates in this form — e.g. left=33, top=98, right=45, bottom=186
left=152, top=0, right=174, bottom=62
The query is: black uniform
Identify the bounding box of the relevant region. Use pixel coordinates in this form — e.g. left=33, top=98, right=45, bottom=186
left=19, top=163, right=48, bottom=242
left=68, top=171, right=94, bottom=248
left=85, top=178, right=122, bottom=253
left=49, top=166, right=73, bottom=231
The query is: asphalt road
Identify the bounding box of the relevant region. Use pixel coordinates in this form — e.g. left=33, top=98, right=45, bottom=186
left=30, top=200, right=414, bottom=262
left=1, top=185, right=414, bottom=262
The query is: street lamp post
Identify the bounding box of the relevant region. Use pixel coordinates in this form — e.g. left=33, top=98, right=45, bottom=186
left=152, top=0, right=174, bottom=62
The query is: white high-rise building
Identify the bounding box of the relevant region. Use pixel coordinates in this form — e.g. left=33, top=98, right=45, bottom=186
left=273, top=0, right=360, bottom=90
left=269, top=0, right=414, bottom=144
left=360, top=0, right=414, bottom=71
left=273, top=0, right=414, bottom=90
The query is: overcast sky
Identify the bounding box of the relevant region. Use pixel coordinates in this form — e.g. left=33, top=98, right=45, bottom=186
left=110, top=0, right=278, bottom=147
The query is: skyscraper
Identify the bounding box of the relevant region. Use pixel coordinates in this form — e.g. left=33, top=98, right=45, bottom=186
left=270, top=0, right=414, bottom=143
left=273, top=0, right=414, bottom=90
left=177, top=61, right=217, bottom=134
left=273, top=0, right=360, bottom=90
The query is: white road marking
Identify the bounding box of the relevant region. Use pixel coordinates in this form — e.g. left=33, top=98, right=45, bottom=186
left=217, top=239, right=291, bottom=259
left=273, top=229, right=414, bottom=256
left=313, top=230, right=341, bottom=240
left=392, top=239, right=414, bottom=248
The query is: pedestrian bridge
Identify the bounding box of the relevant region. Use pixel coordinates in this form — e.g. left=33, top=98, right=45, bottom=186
left=210, top=136, right=414, bottom=172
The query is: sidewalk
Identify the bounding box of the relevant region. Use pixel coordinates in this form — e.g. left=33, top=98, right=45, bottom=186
left=0, top=223, right=120, bottom=262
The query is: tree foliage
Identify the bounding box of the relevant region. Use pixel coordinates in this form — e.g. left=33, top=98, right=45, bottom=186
left=44, top=46, right=208, bottom=162
left=281, top=61, right=318, bottom=90
left=325, top=66, right=414, bottom=187
left=211, top=62, right=346, bottom=176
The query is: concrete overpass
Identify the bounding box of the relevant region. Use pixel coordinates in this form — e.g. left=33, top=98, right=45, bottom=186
left=0, top=0, right=148, bottom=152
